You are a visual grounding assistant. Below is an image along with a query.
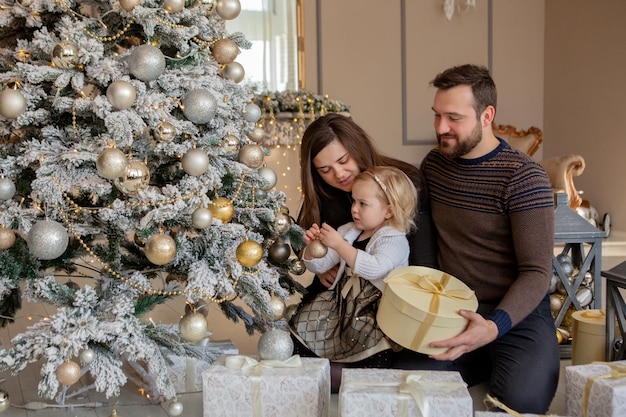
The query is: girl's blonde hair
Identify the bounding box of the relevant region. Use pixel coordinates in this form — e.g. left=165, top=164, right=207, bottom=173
left=355, top=166, right=417, bottom=234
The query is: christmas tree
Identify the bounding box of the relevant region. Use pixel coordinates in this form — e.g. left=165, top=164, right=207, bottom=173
left=0, top=0, right=304, bottom=411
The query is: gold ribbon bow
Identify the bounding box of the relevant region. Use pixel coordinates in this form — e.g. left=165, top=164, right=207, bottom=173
left=341, top=267, right=361, bottom=299
left=484, top=394, right=559, bottom=417
left=343, top=371, right=466, bottom=417
left=582, top=361, right=626, bottom=417
left=390, top=273, right=474, bottom=351
left=224, top=355, right=303, bottom=417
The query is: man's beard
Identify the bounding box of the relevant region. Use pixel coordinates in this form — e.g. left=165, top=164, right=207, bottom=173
left=437, top=122, right=482, bottom=159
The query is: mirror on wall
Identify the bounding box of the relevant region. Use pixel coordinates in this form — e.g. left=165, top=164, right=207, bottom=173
left=226, top=0, right=304, bottom=92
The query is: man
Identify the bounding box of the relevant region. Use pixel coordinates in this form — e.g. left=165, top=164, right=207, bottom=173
left=419, top=64, right=559, bottom=413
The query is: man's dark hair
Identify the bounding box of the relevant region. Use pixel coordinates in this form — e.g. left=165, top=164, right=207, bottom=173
left=430, top=64, right=497, bottom=117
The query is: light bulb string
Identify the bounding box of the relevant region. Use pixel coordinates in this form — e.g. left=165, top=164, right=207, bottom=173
left=56, top=0, right=135, bottom=43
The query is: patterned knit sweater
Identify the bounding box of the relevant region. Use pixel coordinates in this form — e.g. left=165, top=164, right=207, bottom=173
left=421, top=139, right=554, bottom=333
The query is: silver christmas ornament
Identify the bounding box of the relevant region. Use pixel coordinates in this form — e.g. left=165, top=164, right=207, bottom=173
left=114, top=160, right=150, bottom=194
left=0, top=389, right=9, bottom=412
left=51, top=40, right=79, bottom=69
left=221, top=134, right=240, bottom=154
left=216, top=0, right=241, bottom=19
left=258, top=328, right=293, bottom=361
left=128, top=44, right=166, bottom=81
left=179, top=312, right=208, bottom=342
left=0, top=178, right=16, bottom=201
left=192, top=207, right=213, bottom=229
left=119, top=0, right=140, bottom=11
left=154, top=120, right=176, bottom=142
left=212, top=38, right=239, bottom=65
left=106, top=80, right=136, bottom=110
left=182, top=89, right=217, bottom=124
left=221, top=61, right=245, bottom=83
left=79, top=348, right=95, bottom=365
left=243, top=103, right=262, bottom=123
left=289, top=258, right=306, bottom=275
left=0, top=89, right=27, bottom=119
left=0, top=227, right=16, bottom=250
left=164, top=0, right=185, bottom=12
left=145, top=233, right=176, bottom=265
left=257, top=166, right=277, bottom=190
left=27, top=220, right=69, bottom=260
left=308, top=239, right=328, bottom=259
left=168, top=400, right=184, bottom=416
left=254, top=188, right=267, bottom=200
left=96, top=148, right=128, bottom=180
left=238, top=144, right=264, bottom=169
left=182, top=148, right=210, bottom=176
left=271, top=212, right=291, bottom=236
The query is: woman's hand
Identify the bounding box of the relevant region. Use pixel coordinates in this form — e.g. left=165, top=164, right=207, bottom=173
left=318, top=264, right=339, bottom=288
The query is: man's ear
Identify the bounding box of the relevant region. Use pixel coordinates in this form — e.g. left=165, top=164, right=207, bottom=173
left=482, top=105, right=496, bottom=127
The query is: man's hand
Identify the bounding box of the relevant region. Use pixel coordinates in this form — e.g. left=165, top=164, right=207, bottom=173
left=428, top=310, right=499, bottom=361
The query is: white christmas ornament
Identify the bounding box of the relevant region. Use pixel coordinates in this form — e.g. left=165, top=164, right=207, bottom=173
left=27, top=220, right=69, bottom=260
left=0, top=89, right=27, bottom=119
left=0, top=178, right=16, bottom=200
left=257, top=166, right=277, bottom=190
left=106, top=80, right=136, bottom=110
left=118, top=0, right=140, bottom=11
left=191, top=207, right=213, bottom=229
left=221, top=62, right=245, bottom=83
left=243, top=103, right=262, bottom=123
left=182, top=89, right=217, bottom=124
left=164, top=0, right=185, bottom=12
left=168, top=400, right=184, bottom=416
left=128, top=44, right=166, bottom=81
left=216, top=0, right=241, bottom=19
left=79, top=348, right=95, bottom=365
left=258, top=328, right=293, bottom=361
left=96, top=148, right=128, bottom=179
left=182, top=148, right=210, bottom=176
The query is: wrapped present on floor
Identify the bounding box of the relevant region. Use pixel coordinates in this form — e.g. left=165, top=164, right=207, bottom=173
left=475, top=395, right=572, bottom=416
left=202, top=355, right=330, bottom=417
left=565, top=361, right=626, bottom=417
left=339, top=368, right=472, bottom=417
left=377, top=266, right=478, bottom=355
left=164, top=339, right=239, bottom=393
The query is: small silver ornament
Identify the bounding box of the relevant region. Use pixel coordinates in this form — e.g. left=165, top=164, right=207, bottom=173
left=221, top=62, right=245, bottom=83
left=258, top=328, right=293, bottom=361
left=106, top=80, right=136, bottom=110
left=145, top=233, right=176, bottom=265
left=308, top=239, right=328, bottom=259
left=243, top=103, right=262, bottom=123
left=51, top=40, right=79, bottom=69
left=254, top=188, right=267, bottom=200
left=168, top=400, right=184, bottom=416
left=128, top=44, right=166, bottom=82
left=164, top=0, right=185, bottom=12
left=575, top=287, right=593, bottom=307
left=238, top=144, right=264, bottom=169
left=0, top=389, right=9, bottom=412
left=179, top=312, right=208, bottom=342
left=0, top=89, right=27, bottom=119
left=250, top=126, right=266, bottom=143
left=182, top=148, right=210, bottom=176
left=96, top=148, right=128, bottom=180
left=119, top=0, right=140, bottom=11
left=268, top=240, right=290, bottom=264
left=271, top=212, right=291, bottom=237
left=212, top=38, right=239, bottom=65
left=289, top=258, right=306, bottom=275
left=0, top=178, right=16, bottom=201
left=0, top=227, right=16, bottom=250
left=221, top=134, right=240, bottom=154
left=79, top=348, right=95, bottom=365
left=182, top=89, right=217, bottom=124
left=192, top=207, right=213, bottom=229
left=257, top=166, right=277, bottom=190
left=582, top=271, right=593, bottom=286
left=216, top=0, right=241, bottom=19
left=114, top=160, right=150, bottom=194
left=268, top=295, right=286, bottom=321
left=153, top=120, right=176, bottom=142
left=27, top=220, right=69, bottom=260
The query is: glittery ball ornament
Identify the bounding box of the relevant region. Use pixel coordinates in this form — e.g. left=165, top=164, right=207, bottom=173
left=268, top=240, right=290, bottom=264
left=257, top=166, right=277, bottom=190
left=0, top=177, right=16, bottom=201
left=308, top=239, right=328, bottom=259
left=179, top=312, right=208, bottom=342
left=114, top=160, right=150, bottom=194
left=182, top=148, right=210, bottom=176
left=79, top=348, right=95, bottom=365
left=271, top=212, right=291, bottom=237
left=268, top=295, right=286, bottom=321
left=243, top=103, right=262, bottom=123
left=118, top=0, right=140, bottom=11
left=27, top=220, right=69, bottom=260
left=145, top=233, right=176, bottom=265
left=56, top=360, right=81, bottom=386
left=128, top=44, right=166, bottom=82
left=96, top=148, right=128, bottom=180
left=191, top=207, right=213, bottom=229
left=216, top=0, right=241, bottom=19
left=221, top=61, right=245, bottom=83
left=0, top=89, right=27, bottom=119
left=238, top=144, right=264, bottom=169
left=168, top=401, right=184, bottom=416
left=106, top=80, right=136, bottom=110
left=258, top=328, right=293, bottom=361
left=182, top=89, right=217, bottom=124
left=51, top=40, right=79, bottom=69
left=154, top=120, right=176, bottom=142
left=236, top=239, right=263, bottom=267
left=0, top=389, right=9, bottom=412
left=0, top=227, right=16, bottom=250
left=250, top=126, right=265, bottom=143
left=212, top=38, right=239, bottom=65
left=209, top=197, right=234, bottom=223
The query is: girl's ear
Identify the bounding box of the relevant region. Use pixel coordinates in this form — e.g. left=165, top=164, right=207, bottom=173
left=384, top=205, right=393, bottom=220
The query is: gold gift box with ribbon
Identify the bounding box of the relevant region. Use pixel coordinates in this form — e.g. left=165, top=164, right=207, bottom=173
left=377, top=266, right=478, bottom=355
left=571, top=309, right=606, bottom=366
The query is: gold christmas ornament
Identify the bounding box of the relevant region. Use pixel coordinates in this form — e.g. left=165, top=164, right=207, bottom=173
left=182, top=148, right=210, bottom=176
left=192, top=207, right=213, bottom=229
left=209, top=197, right=234, bottom=223
left=154, top=120, right=176, bottom=142
left=236, top=239, right=263, bottom=267
left=51, top=40, right=79, bottom=69
left=106, top=80, right=136, bottom=110
left=96, top=147, right=128, bottom=180
left=145, top=233, right=176, bottom=265
left=27, top=220, right=69, bottom=260
left=549, top=293, right=563, bottom=312
left=216, top=0, right=241, bottom=20
left=114, top=160, right=150, bottom=194
left=268, top=295, right=286, bottom=321
left=164, top=0, right=185, bottom=12
left=271, top=212, right=291, bottom=236
left=179, top=312, right=208, bottom=342
left=212, top=38, right=239, bottom=65
left=0, top=178, right=16, bottom=201
left=0, top=227, right=16, bottom=250
left=308, top=239, right=328, bottom=259
left=221, top=134, right=240, bottom=154
left=221, top=61, right=245, bottom=83
left=249, top=126, right=265, bottom=143
left=0, top=389, right=9, bottom=412
left=0, top=88, right=27, bottom=119
left=128, top=44, right=166, bottom=82
left=288, top=258, right=306, bottom=275
left=238, top=144, right=264, bottom=169
left=118, top=0, right=141, bottom=11
left=56, top=360, right=82, bottom=386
